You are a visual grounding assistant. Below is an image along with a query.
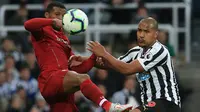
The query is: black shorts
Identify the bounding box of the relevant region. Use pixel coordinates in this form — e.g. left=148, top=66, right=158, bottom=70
left=136, top=99, right=181, bottom=112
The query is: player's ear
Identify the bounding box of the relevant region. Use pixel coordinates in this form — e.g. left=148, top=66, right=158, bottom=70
left=45, top=12, right=49, bottom=18
left=155, top=31, right=159, bottom=39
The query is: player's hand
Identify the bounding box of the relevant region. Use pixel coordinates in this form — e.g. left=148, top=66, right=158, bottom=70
left=52, top=18, right=63, bottom=29
left=87, top=41, right=107, bottom=57
left=96, top=57, right=105, bottom=66
left=68, top=55, right=84, bottom=67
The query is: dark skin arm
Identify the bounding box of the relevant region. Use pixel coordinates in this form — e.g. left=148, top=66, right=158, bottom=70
left=87, top=41, right=144, bottom=75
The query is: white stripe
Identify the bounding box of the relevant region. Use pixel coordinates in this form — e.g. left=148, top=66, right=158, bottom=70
left=146, top=79, right=152, bottom=102
left=150, top=70, right=161, bottom=99
left=99, top=98, right=107, bottom=106
left=157, top=66, right=172, bottom=101
left=167, top=57, right=178, bottom=105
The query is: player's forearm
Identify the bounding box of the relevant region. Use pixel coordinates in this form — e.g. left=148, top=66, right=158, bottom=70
left=70, top=54, right=96, bottom=73
left=103, top=53, right=134, bottom=75
left=24, top=18, right=53, bottom=32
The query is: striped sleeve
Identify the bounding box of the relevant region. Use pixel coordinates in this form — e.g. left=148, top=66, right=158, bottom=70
left=138, top=46, right=169, bottom=71
left=118, top=47, right=140, bottom=63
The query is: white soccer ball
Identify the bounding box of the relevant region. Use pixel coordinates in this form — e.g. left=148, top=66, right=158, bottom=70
left=62, top=9, right=89, bottom=35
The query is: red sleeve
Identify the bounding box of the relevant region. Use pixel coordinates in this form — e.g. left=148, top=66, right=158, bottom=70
left=24, top=18, right=53, bottom=32
left=70, top=54, right=96, bottom=73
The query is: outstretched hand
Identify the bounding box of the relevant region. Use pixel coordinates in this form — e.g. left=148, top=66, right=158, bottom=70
left=87, top=41, right=107, bottom=57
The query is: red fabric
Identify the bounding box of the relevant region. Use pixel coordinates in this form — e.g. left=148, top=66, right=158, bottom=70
left=39, top=70, right=78, bottom=112
left=80, top=79, right=111, bottom=110
left=25, top=18, right=76, bottom=111
left=25, top=18, right=73, bottom=73
left=70, top=54, right=96, bottom=73
left=24, top=18, right=53, bottom=32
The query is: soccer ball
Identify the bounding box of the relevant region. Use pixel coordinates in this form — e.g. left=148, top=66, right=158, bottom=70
left=62, top=9, right=89, bottom=35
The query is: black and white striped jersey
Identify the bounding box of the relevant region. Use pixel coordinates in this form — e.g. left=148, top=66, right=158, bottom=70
left=118, top=41, right=181, bottom=106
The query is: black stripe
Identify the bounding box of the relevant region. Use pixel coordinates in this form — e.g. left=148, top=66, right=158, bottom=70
left=163, top=64, right=175, bottom=102
left=142, top=81, right=148, bottom=104
left=149, top=54, right=168, bottom=70
left=155, top=67, right=166, bottom=98
left=171, top=60, right=180, bottom=105
left=119, top=49, right=140, bottom=60
left=149, top=72, right=156, bottom=100
left=139, top=84, right=145, bottom=104
left=134, top=53, right=139, bottom=60
left=144, top=46, right=165, bottom=66
left=127, top=58, right=133, bottom=63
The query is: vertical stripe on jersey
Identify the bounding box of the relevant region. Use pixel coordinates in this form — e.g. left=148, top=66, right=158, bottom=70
left=155, top=67, right=166, bottom=99
left=139, top=82, right=145, bottom=104
left=142, top=81, right=148, bottom=103
left=166, top=61, right=179, bottom=105
left=148, top=72, right=157, bottom=101
left=171, top=59, right=181, bottom=106
left=157, top=66, right=172, bottom=101
left=163, top=64, right=176, bottom=104
left=146, top=79, right=152, bottom=102
left=150, top=70, right=161, bottom=99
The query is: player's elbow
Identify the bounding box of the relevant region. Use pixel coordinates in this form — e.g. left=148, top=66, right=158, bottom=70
left=24, top=20, right=31, bottom=31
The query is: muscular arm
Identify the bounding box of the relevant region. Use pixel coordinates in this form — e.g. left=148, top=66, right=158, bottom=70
left=103, top=53, right=144, bottom=75
left=24, top=18, right=54, bottom=32
left=70, top=54, right=96, bottom=73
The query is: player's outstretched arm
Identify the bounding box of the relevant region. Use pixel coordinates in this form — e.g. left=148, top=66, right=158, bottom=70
left=24, top=18, right=62, bottom=32
left=87, top=41, right=144, bottom=75
left=69, top=54, right=96, bottom=73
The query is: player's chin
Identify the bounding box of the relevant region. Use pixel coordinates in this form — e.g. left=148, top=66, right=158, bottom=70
left=138, top=43, right=146, bottom=47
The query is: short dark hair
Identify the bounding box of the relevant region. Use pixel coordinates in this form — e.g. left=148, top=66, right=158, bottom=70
left=45, top=1, right=66, bottom=13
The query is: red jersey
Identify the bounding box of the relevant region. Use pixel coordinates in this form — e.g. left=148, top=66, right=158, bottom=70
left=24, top=18, right=96, bottom=80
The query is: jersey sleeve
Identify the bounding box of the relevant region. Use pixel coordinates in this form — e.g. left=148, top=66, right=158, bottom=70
left=138, top=46, right=169, bottom=71
left=70, top=54, right=96, bottom=73
left=24, top=18, right=53, bottom=32
left=118, top=47, right=140, bottom=63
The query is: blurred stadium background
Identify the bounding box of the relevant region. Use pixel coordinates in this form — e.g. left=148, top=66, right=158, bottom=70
left=0, top=0, right=199, bottom=112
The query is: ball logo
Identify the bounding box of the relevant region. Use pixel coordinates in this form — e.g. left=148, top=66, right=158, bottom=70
left=145, top=53, right=153, bottom=61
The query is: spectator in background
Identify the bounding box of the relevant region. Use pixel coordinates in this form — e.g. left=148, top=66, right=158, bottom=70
left=111, top=77, right=138, bottom=107
left=11, top=64, right=38, bottom=108
left=127, top=30, right=138, bottom=50
left=1, top=55, right=20, bottom=80
left=109, top=0, right=133, bottom=24
left=24, top=51, right=40, bottom=79
left=31, top=92, right=50, bottom=112
left=15, top=86, right=28, bottom=111
left=158, top=30, right=175, bottom=58
left=134, top=1, right=149, bottom=23
left=6, top=2, right=31, bottom=53
left=7, top=2, right=28, bottom=25
left=0, top=38, right=24, bottom=65
left=7, top=94, right=26, bottom=112
left=92, top=69, right=109, bottom=85
left=0, top=70, right=9, bottom=112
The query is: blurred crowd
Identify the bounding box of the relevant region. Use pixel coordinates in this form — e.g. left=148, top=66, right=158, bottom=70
left=0, top=0, right=191, bottom=112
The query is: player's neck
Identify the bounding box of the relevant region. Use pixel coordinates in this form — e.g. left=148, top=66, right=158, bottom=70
left=143, top=40, right=157, bottom=51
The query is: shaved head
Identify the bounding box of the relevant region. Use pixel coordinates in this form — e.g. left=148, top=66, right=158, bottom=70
left=139, top=17, right=158, bottom=30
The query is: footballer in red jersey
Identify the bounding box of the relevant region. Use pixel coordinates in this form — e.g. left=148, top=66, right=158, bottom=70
left=24, top=1, right=132, bottom=112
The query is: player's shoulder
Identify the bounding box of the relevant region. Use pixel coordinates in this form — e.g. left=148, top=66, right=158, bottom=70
left=129, top=46, right=142, bottom=52
left=150, top=41, right=169, bottom=55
